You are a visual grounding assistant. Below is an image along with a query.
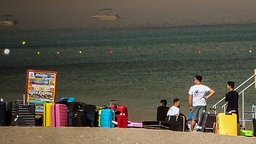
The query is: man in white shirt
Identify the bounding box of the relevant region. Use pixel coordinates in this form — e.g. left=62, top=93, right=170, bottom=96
left=188, top=75, right=215, bottom=131
left=167, top=98, right=180, bottom=116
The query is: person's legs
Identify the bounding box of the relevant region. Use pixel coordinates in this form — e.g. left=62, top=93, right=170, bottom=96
left=198, top=106, right=206, bottom=124
left=191, top=106, right=199, bottom=131
left=191, top=120, right=196, bottom=131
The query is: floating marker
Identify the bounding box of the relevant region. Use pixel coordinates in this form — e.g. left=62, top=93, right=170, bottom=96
left=3, top=48, right=10, bottom=55
left=79, top=50, right=82, bottom=54
left=57, top=51, right=60, bottom=55
left=22, top=41, right=26, bottom=45
left=249, top=50, right=252, bottom=53
left=37, top=51, right=40, bottom=55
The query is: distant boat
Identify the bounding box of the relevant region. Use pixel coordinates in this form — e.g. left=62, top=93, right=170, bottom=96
left=91, top=14, right=120, bottom=21
left=0, top=14, right=18, bottom=27
left=0, top=19, right=17, bottom=27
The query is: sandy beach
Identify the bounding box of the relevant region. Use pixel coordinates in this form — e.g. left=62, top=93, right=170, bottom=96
left=0, top=127, right=255, bottom=144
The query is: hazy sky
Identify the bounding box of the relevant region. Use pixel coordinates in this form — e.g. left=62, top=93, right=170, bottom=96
left=1, top=0, right=256, bottom=28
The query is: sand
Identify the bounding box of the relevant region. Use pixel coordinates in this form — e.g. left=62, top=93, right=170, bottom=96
left=0, top=127, right=255, bottom=144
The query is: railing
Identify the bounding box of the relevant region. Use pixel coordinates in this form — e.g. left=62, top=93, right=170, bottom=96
left=212, top=73, right=256, bottom=128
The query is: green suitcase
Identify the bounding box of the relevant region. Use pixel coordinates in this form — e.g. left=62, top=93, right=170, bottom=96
left=240, top=130, right=254, bottom=137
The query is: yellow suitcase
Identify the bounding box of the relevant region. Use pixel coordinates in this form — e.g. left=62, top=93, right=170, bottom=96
left=43, top=103, right=54, bottom=127
left=98, top=109, right=101, bottom=127
left=216, top=113, right=237, bottom=136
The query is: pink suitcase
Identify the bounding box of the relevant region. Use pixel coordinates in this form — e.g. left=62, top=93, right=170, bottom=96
left=51, top=104, right=68, bottom=127
left=128, top=121, right=143, bottom=128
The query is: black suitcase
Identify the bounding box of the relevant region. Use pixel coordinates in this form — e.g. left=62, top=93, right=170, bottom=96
left=253, top=118, right=256, bottom=136
left=166, top=115, right=186, bottom=131
left=0, top=101, right=6, bottom=126
left=70, top=111, right=87, bottom=126
left=67, top=102, right=87, bottom=127
left=200, top=112, right=216, bottom=132
left=10, top=101, right=35, bottom=126
left=85, top=104, right=97, bottom=127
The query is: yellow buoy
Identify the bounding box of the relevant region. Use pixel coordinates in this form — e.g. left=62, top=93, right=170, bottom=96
left=22, top=41, right=26, bottom=45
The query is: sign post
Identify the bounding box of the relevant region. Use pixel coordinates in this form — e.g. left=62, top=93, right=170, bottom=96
left=25, top=69, right=57, bottom=114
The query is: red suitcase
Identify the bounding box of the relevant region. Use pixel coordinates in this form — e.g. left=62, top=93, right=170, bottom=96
left=110, top=105, right=128, bottom=116
left=116, top=115, right=128, bottom=128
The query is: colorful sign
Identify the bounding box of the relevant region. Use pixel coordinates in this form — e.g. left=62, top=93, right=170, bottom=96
left=25, top=69, right=57, bottom=113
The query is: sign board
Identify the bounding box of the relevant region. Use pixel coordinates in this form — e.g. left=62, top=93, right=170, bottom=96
left=25, top=69, right=57, bottom=113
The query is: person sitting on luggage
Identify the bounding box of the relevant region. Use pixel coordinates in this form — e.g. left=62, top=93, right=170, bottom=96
left=165, top=98, right=187, bottom=131
left=212, top=81, right=239, bottom=135
left=157, top=99, right=169, bottom=121
left=225, top=81, right=239, bottom=124
left=167, top=98, right=180, bottom=117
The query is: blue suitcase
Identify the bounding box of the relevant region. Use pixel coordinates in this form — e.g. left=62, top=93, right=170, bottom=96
left=100, top=109, right=115, bottom=128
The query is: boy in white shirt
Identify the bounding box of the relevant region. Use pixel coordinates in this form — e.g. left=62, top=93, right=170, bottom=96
left=188, top=75, right=215, bottom=131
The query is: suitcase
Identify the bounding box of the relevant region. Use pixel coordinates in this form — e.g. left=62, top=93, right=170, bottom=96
left=51, top=104, right=68, bottom=127
left=200, top=113, right=216, bottom=132
left=35, top=115, right=43, bottom=126
left=240, top=130, right=253, bottom=137
left=57, top=97, right=76, bottom=104
left=85, top=104, right=97, bottom=127
left=116, top=115, right=128, bottom=128
left=67, top=102, right=87, bottom=127
left=128, top=121, right=143, bottom=128
left=98, top=109, right=101, bottom=127
left=111, top=105, right=128, bottom=116
left=5, top=102, right=12, bottom=126
left=100, top=109, right=115, bottom=128
left=166, top=115, right=186, bottom=131
left=0, top=101, right=6, bottom=126
left=216, top=113, right=237, bottom=136
left=253, top=118, right=256, bottom=136
left=43, top=103, right=54, bottom=127
left=110, top=101, right=128, bottom=128
left=11, top=103, right=36, bottom=126
left=110, top=100, right=128, bottom=116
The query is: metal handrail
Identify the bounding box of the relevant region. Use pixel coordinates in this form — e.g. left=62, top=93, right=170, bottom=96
left=239, top=80, right=256, bottom=95
left=212, top=73, right=256, bottom=110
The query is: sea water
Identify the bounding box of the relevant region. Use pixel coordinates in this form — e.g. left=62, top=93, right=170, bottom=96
left=1, top=24, right=256, bottom=121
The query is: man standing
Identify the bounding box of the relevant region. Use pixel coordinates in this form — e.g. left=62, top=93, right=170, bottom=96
left=188, top=75, right=215, bottom=131
left=225, top=81, right=239, bottom=124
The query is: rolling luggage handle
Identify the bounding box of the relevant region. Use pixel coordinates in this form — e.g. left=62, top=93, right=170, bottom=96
left=109, top=100, right=117, bottom=107
left=226, top=110, right=236, bottom=115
